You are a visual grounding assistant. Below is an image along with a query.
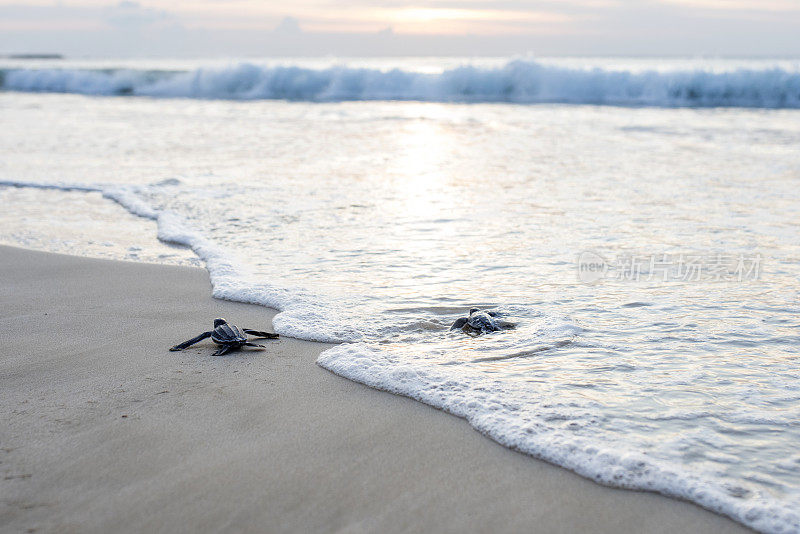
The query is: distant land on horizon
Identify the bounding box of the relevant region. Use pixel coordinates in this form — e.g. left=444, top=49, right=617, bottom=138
left=3, top=54, right=63, bottom=59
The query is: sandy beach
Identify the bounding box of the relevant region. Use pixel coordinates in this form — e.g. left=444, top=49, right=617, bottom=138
left=0, top=245, right=752, bottom=533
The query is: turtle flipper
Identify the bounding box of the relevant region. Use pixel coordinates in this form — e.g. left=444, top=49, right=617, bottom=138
left=212, top=345, right=233, bottom=356
left=245, top=342, right=266, bottom=349
left=463, top=325, right=483, bottom=337
left=170, top=331, right=211, bottom=351
left=243, top=329, right=279, bottom=339
left=450, top=318, right=468, bottom=331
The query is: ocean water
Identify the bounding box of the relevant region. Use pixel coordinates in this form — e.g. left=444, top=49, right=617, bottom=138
left=2, top=56, right=800, bottom=533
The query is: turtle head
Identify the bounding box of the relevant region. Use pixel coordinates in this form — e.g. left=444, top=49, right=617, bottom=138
left=469, top=308, right=480, bottom=315
left=213, top=318, right=227, bottom=327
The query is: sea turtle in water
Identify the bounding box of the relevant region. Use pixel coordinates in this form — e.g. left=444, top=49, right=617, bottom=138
left=450, top=308, right=515, bottom=336
left=169, top=318, right=279, bottom=356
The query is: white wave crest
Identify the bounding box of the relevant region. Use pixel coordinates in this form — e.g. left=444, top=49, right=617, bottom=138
left=3, top=60, right=800, bottom=108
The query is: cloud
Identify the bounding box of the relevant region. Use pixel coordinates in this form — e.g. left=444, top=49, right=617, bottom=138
left=658, top=0, right=800, bottom=11
left=273, top=16, right=302, bottom=34
left=0, top=2, right=180, bottom=32
left=104, top=1, right=178, bottom=29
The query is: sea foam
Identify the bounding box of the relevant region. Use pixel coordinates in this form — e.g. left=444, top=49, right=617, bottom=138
left=318, top=342, right=799, bottom=534
left=0, top=178, right=362, bottom=344
left=3, top=60, right=800, bottom=108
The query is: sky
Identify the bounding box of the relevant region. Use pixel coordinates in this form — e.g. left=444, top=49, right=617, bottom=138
left=1, top=0, right=799, bottom=57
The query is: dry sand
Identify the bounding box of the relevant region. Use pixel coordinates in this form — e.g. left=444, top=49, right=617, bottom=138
left=0, top=245, right=752, bottom=533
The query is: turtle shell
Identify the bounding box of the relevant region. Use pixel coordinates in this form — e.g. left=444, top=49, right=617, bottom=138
left=211, top=322, right=247, bottom=344
left=467, top=310, right=499, bottom=333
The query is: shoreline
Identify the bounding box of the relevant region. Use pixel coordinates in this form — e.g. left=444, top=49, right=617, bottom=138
left=0, top=245, right=752, bottom=533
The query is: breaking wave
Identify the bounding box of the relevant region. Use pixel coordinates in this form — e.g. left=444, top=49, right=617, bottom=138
left=2, top=60, right=800, bottom=108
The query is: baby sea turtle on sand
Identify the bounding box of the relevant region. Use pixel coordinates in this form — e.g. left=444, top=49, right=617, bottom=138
left=450, top=308, right=515, bottom=336
left=169, top=318, right=279, bottom=356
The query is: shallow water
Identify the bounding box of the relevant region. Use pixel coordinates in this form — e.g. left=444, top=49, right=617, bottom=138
left=2, top=56, right=800, bottom=533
